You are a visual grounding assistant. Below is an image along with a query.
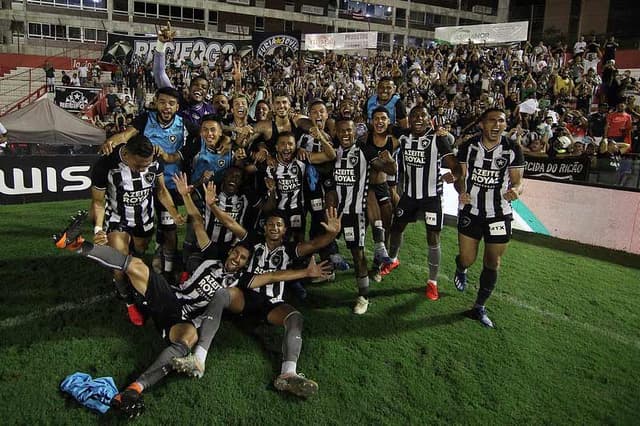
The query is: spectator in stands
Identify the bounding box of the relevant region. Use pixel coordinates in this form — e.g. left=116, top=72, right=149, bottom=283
left=0, top=122, right=7, bottom=155
left=70, top=73, right=81, bottom=87
left=77, top=62, right=88, bottom=86
left=573, top=35, right=586, bottom=56
left=603, top=36, right=619, bottom=64
left=605, top=102, right=633, bottom=147
left=43, top=61, right=55, bottom=92
left=61, top=71, right=71, bottom=86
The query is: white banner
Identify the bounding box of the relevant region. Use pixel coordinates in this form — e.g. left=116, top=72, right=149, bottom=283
left=435, top=21, right=528, bottom=45
left=304, top=32, right=377, bottom=51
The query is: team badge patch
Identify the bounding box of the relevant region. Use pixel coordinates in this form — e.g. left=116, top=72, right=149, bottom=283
left=218, top=159, right=226, bottom=167
left=495, top=157, right=507, bottom=168
left=271, top=252, right=283, bottom=268
left=169, top=135, right=177, bottom=143
left=395, top=208, right=404, bottom=217
left=459, top=215, right=471, bottom=228
left=349, top=154, right=359, bottom=165
left=144, top=172, right=155, bottom=184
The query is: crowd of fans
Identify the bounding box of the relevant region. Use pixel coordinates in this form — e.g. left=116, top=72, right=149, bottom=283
left=31, top=34, right=640, bottom=186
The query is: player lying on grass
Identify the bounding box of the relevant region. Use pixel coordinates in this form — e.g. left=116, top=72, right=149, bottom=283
left=53, top=208, right=332, bottom=417
left=170, top=172, right=342, bottom=398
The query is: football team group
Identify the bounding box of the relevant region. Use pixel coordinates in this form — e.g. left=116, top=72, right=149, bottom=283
left=53, top=27, right=524, bottom=418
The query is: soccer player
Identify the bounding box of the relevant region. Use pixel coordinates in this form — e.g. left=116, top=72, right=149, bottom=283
left=326, top=118, right=397, bottom=314
left=170, top=174, right=342, bottom=397
left=263, top=131, right=335, bottom=243
left=153, top=23, right=215, bottom=126
left=90, top=134, right=184, bottom=325
left=388, top=105, right=462, bottom=301
left=100, top=86, right=199, bottom=278
left=365, top=76, right=409, bottom=128
left=453, top=108, right=524, bottom=328
left=54, top=202, right=332, bottom=415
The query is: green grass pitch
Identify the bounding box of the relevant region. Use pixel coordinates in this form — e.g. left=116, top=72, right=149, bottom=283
left=0, top=199, right=639, bottom=424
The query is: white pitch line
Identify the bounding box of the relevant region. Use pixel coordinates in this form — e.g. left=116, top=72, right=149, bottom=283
left=0, top=294, right=112, bottom=330
left=391, top=263, right=640, bottom=349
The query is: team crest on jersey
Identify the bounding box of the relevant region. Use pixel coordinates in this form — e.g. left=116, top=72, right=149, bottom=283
left=395, top=208, right=404, bottom=217
left=169, top=135, right=177, bottom=144
left=495, top=157, right=508, bottom=169
left=144, top=172, right=155, bottom=184
left=218, top=159, right=226, bottom=167
left=459, top=215, right=472, bottom=228
left=271, top=252, right=283, bottom=268
left=419, top=137, right=429, bottom=149
left=291, top=164, right=298, bottom=174
left=349, top=154, right=359, bottom=165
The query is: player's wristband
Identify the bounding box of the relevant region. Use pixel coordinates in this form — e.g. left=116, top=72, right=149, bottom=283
left=94, top=226, right=103, bottom=234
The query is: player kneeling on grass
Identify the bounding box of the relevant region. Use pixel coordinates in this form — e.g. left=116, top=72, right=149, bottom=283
left=388, top=105, right=462, bottom=300
left=170, top=173, right=342, bottom=398
left=53, top=208, right=332, bottom=416
left=453, top=108, right=524, bottom=328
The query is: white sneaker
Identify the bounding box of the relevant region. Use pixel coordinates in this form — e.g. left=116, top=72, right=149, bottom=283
left=353, top=296, right=369, bottom=315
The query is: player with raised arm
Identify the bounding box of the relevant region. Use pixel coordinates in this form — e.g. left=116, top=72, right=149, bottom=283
left=453, top=108, right=524, bottom=327
left=388, top=105, right=462, bottom=300
left=170, top=173, right=342, bottom=397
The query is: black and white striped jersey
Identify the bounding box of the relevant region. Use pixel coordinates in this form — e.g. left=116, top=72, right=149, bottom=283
left=267, top=160, right=306, bottom=210
left=246, top=241, right=299, bottom=303
left=176, top=259, right=254, bottom=320
left=333, top=144, right=377, bottom=215
left=397, top=130, right=453, bottom=199
left=457, top=135, right=524, bottom=218
left=91, top=145, right=163, bottom=231
left=204, top=191, right=249, bottom=245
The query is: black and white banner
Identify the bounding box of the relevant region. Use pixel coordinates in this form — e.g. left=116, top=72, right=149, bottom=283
left=54, top=87, right=102, bottom=112
left=252, top=32, right=300, bottom=59
left=524, top=155, right=590, bottom=181
left=0, top=155, right=98, bottom=204
left=101, top=33, right=253, bottom=68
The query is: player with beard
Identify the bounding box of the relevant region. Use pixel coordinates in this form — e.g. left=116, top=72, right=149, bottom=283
left=326, top=118, right=396, bottom=314
left=264, top=131, right=335, bottom=243
left=153, top=24, right=215, bottom=127
left=54, top=186, right=331, bottom=415
left=366, top=76, right=409, bottom=128
left=170, top=174, right=342, bottom=397
left=388, top=106, right=462, bottom=301
left=453, top=108, right=524, bottom=328
left=101, top=86, right=199, bottom=282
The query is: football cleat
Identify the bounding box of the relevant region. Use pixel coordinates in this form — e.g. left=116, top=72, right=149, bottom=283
left=274, top=373, right=318, bottom=398
left=425, top=280, right=439, bottom=301
left=379, top=258, right=400, bottom=276
left=53, top=210, right=88, bottom=250
left=111, top=385, right=145, bottom=418
left=466, top=305, right=494, bottom=328
left=373, top=247, right=392, bottom=266
left=127, top=304, right=146, bottom=327
left=353, top=296, right=369, bottom=315
left=454, top=269, right=467, bottom=292
left=171, top=353, right=205, bottom=378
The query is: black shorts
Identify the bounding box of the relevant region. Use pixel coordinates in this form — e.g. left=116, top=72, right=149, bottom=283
left=341, top=213, right=367, bottom=249
left=371, top=182, right=390, bottom=203
left=154, top=188, right=183, bottom=230
left=276, top=208, right=306, bottom=233
left=241, top=288, right=284, bottom=322
left=105, top=222, right=154, bottom=239
left=457, top=212, right=513, bottom=244
left=144, top=271, right=186, bottom=337
left=394, top=196, right=444, bottom=231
